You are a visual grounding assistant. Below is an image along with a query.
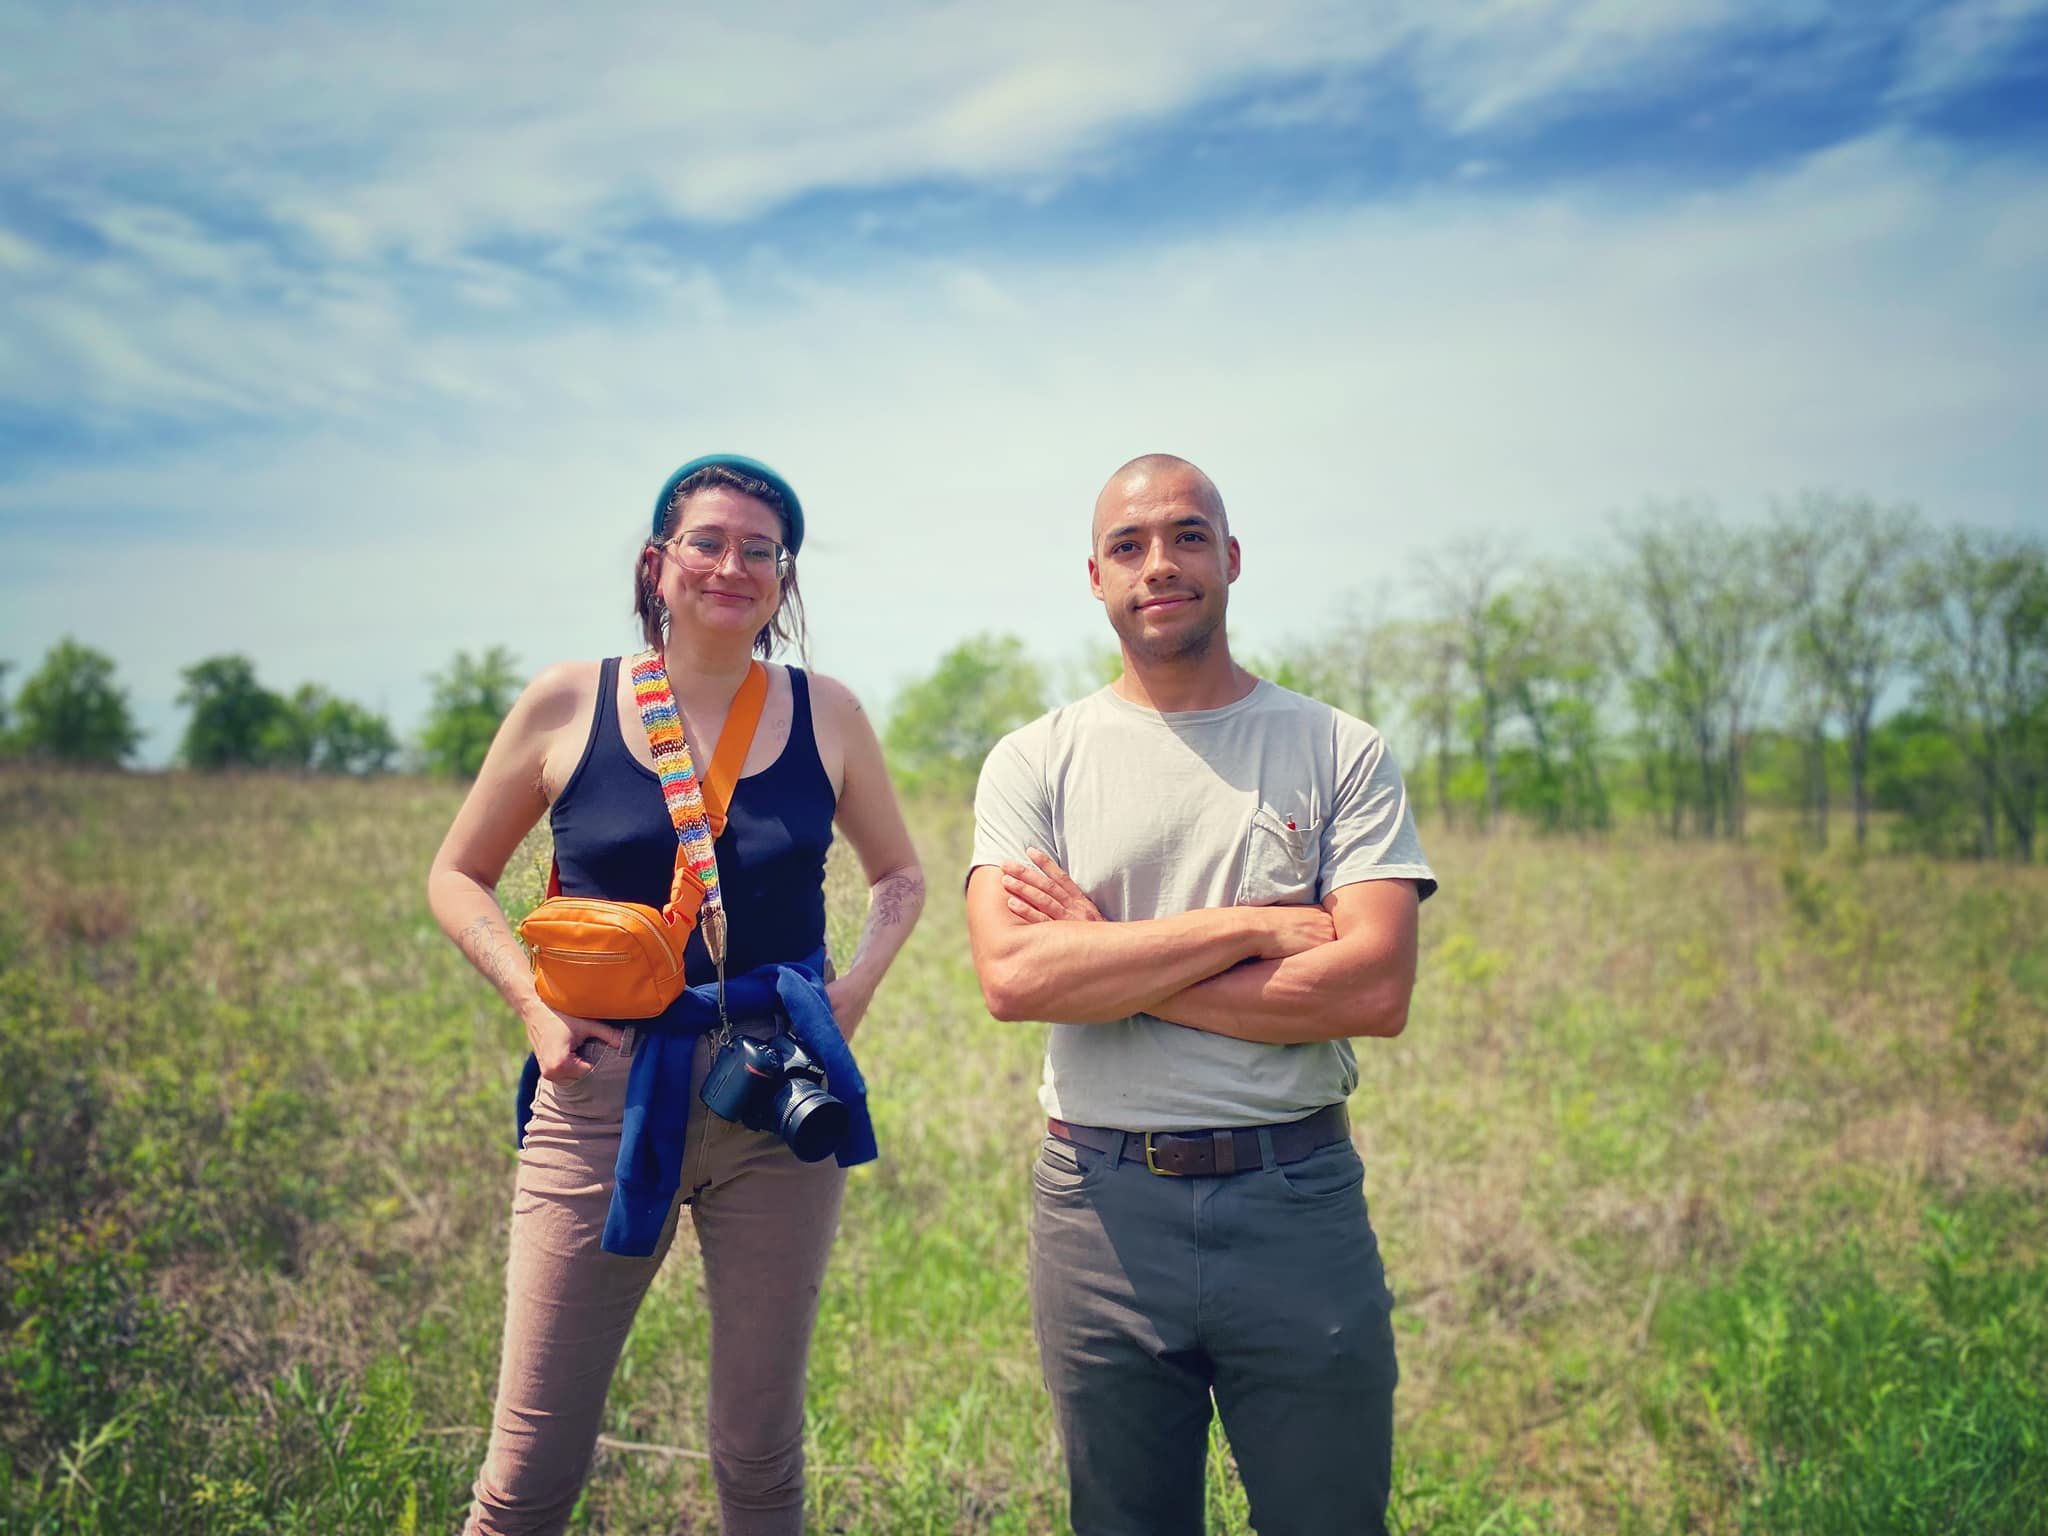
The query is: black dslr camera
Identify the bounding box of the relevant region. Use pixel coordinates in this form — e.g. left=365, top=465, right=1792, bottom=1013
left=699, top=1019, right=848, bottom=1164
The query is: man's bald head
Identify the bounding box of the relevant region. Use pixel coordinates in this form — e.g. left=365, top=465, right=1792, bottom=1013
left=1092, top=454, right=1228, bottom=547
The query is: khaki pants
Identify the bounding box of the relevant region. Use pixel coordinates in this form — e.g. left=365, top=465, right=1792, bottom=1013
left=1029, top=1129, right=1399, bottom=1536
left=466, top=1029, right=846, bottom=1536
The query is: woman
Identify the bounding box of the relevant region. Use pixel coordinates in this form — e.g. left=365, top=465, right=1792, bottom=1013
left=427, top=455, right=924, bottom=1536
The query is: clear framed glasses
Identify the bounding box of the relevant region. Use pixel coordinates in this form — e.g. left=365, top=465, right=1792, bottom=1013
left=660, top=529, right=792, bottom=578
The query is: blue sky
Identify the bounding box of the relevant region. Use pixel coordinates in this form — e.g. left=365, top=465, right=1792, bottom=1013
left=2, top=0, right=2045, bottom=764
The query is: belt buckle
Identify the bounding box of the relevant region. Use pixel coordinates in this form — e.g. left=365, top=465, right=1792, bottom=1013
left=1141, top=1131, right=1186, bottom=1177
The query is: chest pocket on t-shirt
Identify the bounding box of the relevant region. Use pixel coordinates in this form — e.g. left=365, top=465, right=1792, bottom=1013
left=1236, top=806, right=1321, bottom=906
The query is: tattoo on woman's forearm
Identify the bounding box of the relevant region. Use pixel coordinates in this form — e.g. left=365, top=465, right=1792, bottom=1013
left=456, top=913, right=530, bottom=998
left=871, top=871, right=924, bottom=927
left=851, top=871, right=925, bottom=965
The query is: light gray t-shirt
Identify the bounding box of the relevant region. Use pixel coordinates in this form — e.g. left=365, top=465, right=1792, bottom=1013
left=970, top=679, right=1436, bottom=1129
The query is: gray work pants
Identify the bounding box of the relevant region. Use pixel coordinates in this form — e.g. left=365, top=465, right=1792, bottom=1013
left=1029, top=1127, right=1398, bottom=1536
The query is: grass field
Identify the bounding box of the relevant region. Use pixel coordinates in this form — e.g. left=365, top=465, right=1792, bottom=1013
left=2, top=768, right=2045, bottom=1534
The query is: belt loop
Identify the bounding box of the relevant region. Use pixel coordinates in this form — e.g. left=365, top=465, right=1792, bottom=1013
left=1111, top=1130, right=1132, bottom=1168
left=1255, top=1126, right=1277, bottom=1171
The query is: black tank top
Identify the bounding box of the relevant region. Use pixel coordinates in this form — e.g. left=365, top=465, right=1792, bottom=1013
left=549, top=658, right=836, bottom=987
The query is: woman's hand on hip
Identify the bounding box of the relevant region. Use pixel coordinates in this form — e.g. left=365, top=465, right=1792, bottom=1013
left=824, top=973, right=875, bottom=1042
left=524, top=1003, right=627, bottom=1082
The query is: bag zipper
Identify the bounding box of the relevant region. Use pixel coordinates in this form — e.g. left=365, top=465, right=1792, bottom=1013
left=531, top=907, right=685, bottom=980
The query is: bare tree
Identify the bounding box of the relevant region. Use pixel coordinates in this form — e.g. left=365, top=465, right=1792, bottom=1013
left=1773, top=494, right=1923, bottom=852
left=1779, top=652, right=1834, bottom=850
left=1420, top=535, right=1517, bottom=832
left=1371, top=616, right=1464, bottom=829
left=1616, top=503, right=1778, bottom=840
left=1257, top=606, right=1379, bottom=724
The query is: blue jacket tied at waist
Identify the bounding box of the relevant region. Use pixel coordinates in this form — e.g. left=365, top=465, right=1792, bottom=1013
left=514, top=947, right=877, bottom=1257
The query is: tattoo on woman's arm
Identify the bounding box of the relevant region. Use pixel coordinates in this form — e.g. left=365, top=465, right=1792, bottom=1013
left=456, top=913, right=531, bottom=998
left=870, top=871, right=924, bottom=928
left=850, top=870, right=925, bottom=967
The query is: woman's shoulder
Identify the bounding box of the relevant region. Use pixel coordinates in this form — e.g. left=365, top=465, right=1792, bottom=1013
left=514, top=658, right=612, bottom=738
left=793, top=670, right=879, bottom=799
left=795, top=668, right=870, bottom=724
left=522, top=660, right=613, bottom=801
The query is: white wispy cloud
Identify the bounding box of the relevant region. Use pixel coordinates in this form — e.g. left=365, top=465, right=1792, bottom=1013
left=5, top=0, right=2008, bottom=273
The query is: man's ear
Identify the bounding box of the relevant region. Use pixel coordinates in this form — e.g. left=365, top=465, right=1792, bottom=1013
left=1087, top=555, right=1104, bottom=602
left=1225, top=536, right=1242, bottom=584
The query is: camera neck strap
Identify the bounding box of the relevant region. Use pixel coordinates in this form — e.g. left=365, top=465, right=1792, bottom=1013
left=629, top=650, right=769, bottom=969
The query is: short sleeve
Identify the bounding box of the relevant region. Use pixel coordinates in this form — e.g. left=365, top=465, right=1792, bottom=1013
left=969, top=730, right=1057, bottom=882
left=1320, top=725, right=1438, bottom=902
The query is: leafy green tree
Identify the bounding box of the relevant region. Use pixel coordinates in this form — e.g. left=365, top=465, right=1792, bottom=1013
left=1618, top=660, right=1694, bottom=839
left=308, top=694, right=399, bottom=775
left=0, top=660, right=14, bottom=756
left=258, top=683, right=325, bottom=769
left=1908, top=530, right=2048, bottom=861
left=13, top=638, right=143, bottom=765
left=421, top=647, right=523, bottom=778
left=1492, top=574, right=1614, bottom=833
left=885, top=634, right=1048, bottom=798
left=178, top=655, right=287, bottom=769
left=256, top=685, right=397, bottom=775
left=1870, top=710, right=1979, bottom=857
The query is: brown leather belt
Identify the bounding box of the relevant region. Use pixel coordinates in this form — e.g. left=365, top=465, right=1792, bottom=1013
left=1047, top=1104, right=1350, bottom=1178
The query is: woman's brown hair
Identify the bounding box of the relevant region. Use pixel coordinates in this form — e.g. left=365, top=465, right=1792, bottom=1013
left=634, top=464, right=810, bottom=661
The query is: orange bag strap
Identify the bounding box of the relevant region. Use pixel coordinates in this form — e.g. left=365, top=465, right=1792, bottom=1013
left=699, top=660, right=769, bottom=839
left=658, top=659, right=768, bottom=948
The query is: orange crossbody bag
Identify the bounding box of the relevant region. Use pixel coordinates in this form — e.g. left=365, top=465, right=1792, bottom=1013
left=518, top=655, right=768, bottom=1020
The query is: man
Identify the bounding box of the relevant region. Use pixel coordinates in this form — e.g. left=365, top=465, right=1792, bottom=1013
left=965, top=454, right=1436, bottom=1536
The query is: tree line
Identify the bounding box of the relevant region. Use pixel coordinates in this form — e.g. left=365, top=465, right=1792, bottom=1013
left=6, top=496, right=2041, bottom=859
left=0, top=643, right=519, bottom=780
left=884, top=498, right=2046, bottom=862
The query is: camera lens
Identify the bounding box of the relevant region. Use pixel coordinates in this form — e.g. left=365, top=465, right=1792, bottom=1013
left=775, top=1079, right=848, bottom=1164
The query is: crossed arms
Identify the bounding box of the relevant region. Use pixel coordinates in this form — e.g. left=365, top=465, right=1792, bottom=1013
left=964, top=850, right=1420, bottom=1045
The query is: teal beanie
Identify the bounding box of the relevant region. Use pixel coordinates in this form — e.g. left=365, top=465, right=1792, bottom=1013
left=652, top=454, right=805, bottom=554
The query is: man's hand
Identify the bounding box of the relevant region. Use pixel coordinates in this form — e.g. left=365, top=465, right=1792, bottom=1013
left=1002, top=847, right=1334, bottom=959
left=1000, top=848, right=1105, bottom=923
left=1150, top=879, right=1421, bottom=1043
left=1252, top=905, right=1338, bottom=959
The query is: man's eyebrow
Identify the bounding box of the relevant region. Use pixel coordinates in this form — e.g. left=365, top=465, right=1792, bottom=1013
left=1100, top=515, right=1216, bottom=542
